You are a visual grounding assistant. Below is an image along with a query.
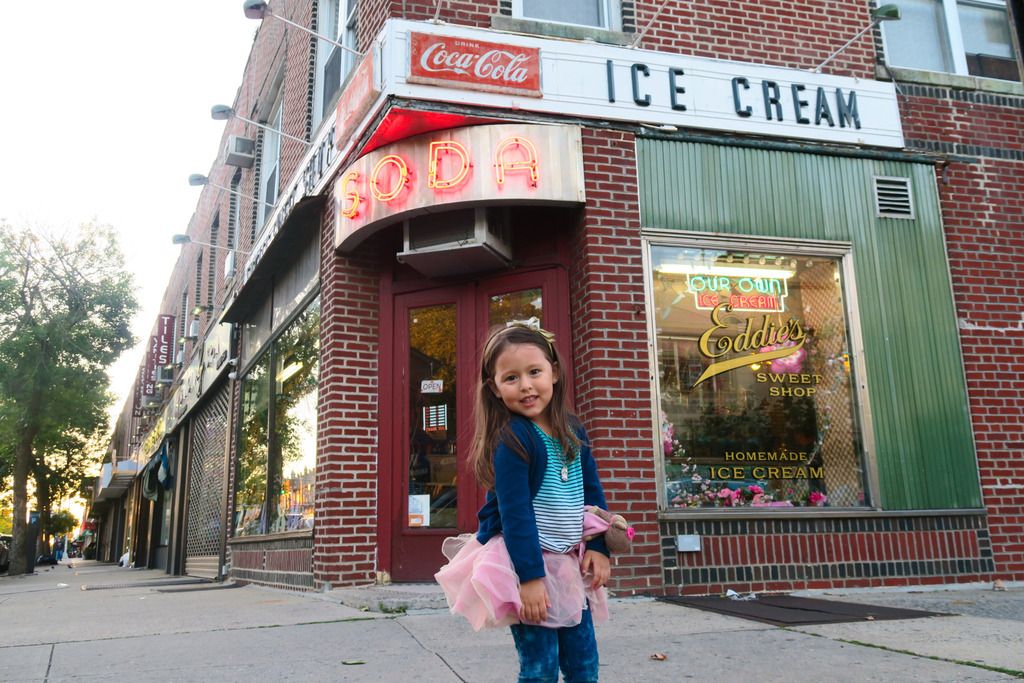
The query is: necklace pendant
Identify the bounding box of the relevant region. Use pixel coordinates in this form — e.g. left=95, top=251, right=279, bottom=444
left=561, top=465, right=569, bottom=482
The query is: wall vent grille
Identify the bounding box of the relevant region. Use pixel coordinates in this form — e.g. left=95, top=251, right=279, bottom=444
left=874, top=176, right=914, bottom=219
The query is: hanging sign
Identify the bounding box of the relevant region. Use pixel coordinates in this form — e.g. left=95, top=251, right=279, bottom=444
left=421, top=379, right=443, bottom=394
left=143, top=338, right=159, bottom=396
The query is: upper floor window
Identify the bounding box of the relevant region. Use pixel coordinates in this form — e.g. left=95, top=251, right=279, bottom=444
left=512, top=0, right=622, bottom=31
left=313, top=0, right=358, bottom=128
left=882, top=0, right=1021, bottom=81
left=258, top=96, right=283, bottom=229
left=227, top=170, right=240, bottom=252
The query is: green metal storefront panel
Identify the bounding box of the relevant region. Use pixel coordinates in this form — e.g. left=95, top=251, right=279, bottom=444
left=638, top=139, right=980, bottom=510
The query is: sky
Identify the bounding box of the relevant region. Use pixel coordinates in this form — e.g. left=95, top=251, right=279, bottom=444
left=0, top=2, right=259, bottom=427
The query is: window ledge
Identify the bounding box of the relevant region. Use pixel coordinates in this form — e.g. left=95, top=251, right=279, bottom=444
left=876, top=64, right=1024, bottom=96
left=228, top=528, right=313, bottom=544
left=659, top=507, right=987, bottom=521
left=490, top=15, right=632, bottom=46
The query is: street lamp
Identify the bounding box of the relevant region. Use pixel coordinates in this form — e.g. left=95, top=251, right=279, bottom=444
left=171, top=234, right=250, bottom=254
left=211, top=104, right=309, bottom=146
left=243, top=1, right=363, bottom=58
left=815, top=4, right=902, bottom=73
left=188, top=173, right=274, bottom=210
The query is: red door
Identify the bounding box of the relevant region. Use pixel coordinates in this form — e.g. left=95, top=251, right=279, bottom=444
left=388, top=268, right=567, bottom=581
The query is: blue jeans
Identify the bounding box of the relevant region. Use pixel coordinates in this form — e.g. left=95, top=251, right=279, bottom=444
left=509, top=605, right=599, bottom=683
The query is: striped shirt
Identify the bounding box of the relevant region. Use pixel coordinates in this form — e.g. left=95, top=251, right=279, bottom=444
left=530, top=422, right=584, bottom=553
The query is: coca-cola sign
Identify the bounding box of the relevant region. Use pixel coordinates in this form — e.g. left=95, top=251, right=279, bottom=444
left=408, top=32, right=542, bottom=97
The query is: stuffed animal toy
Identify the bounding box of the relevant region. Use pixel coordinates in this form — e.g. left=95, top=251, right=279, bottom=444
left=583, top=505, right=635, bottom=554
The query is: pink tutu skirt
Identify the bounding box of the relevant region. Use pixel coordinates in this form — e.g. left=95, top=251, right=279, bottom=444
left=434, top=514, right=611, bottom=631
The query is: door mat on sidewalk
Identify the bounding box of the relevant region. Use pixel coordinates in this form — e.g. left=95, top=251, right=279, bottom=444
left=658, top=594, right=948, bottom=626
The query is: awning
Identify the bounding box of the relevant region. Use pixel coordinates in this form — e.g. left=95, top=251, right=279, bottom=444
left=220, top=196, right=324, bottom=323
left=94, top=460, right=138, bottom=501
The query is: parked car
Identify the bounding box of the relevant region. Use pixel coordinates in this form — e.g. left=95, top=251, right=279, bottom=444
left=0, top=535, right=11, bottom=572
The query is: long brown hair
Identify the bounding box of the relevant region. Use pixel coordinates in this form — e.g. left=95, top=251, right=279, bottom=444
left=470, top=324, right=582, bottom=489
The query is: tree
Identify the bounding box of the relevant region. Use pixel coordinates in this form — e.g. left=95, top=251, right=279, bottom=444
left=0, top=223, right=137, bottom=575
left=31, top=425, right=105, bottom=552
left=45, top=510, right=78, bottom=538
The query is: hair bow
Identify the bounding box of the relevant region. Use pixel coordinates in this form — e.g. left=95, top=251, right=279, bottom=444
left=506, top=316, right=556, bottom=352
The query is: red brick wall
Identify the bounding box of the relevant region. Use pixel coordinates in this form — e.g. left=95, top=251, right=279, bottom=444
left=573, top=128, right=663, bottom=594
left=314, top=192, right=383, bottom=589
left=949, top=158, right=1024, bottom=581
left=390, top=0, right=494, bottom=26
left=360, top=0, right=393, bottom=51
left=280, top=1, right=315, bottom=185
left=630, top=0, right=875, bottom=77
left=895, top=83, right=1024, bottom=580
left=666, top=516, right=992, bottom=595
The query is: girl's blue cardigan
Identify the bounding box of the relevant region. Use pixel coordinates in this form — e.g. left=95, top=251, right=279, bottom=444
left=476, top=415, right=610, bottom=583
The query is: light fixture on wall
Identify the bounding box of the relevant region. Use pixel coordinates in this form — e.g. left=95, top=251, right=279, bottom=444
left=171, top=233, right=251, bottom=254
left=211, top=104, right=309, bottom=146
left=183, top=318, right=201, bottom=341
left=656, top=263, right=796, bottom=280
left=242, top=1, right=363, bottom=57
left=193, top=305, right=215, bottom=315
left=814, top=4, right=901, bottom=73
left=188, top=173, right=274, bottom=211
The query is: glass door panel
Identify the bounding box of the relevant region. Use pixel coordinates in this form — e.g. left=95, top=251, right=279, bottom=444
left=407, top=303, right=458, bottom=529
left=488, top=287, right=543, bottom=327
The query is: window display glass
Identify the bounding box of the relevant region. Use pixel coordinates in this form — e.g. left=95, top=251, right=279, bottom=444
left=650, top=244, right=869, bottom=509
left=269, top=300, right=319, bottom=533
left=234, top=296, right=320, bottom=536
left=236, top=356, right=270, bottom=535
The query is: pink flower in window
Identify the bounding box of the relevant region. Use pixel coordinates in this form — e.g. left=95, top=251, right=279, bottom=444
left=760, top=342, right=807, bottom=374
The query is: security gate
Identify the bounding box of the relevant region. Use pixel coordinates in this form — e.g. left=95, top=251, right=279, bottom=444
left=184, top=385, right=230, bottom=578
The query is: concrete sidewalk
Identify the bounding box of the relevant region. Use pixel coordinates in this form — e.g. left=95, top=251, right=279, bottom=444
left=2, top=561, right=1022, bottom=682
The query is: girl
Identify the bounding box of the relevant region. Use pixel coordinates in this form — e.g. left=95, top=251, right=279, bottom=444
left=435, top=320, right=613, bottom=683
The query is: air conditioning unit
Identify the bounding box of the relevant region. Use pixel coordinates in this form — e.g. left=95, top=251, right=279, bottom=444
left=224, top=249, right=237, bottom=279
left=157, top=366, right=174, bottom=384
left=396, top=208, right=512, bottom=278
left=187, top=318, right=201, bottom=339
left=225, top=135, right=256, bottom=168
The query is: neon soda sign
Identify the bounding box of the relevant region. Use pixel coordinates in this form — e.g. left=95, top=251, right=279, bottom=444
left=338, top=137, right=540, bottom=219
left=333, top=124, right=584, bottom=252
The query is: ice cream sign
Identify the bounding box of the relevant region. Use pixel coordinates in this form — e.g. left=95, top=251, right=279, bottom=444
left=685, top=267, right=791, bottom=313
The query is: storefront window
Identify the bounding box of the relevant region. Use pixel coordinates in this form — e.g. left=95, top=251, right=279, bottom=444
left=269, top=302, right=319, bottom=533
left=649, top=243, right=869, bottom=510
left=233, top=296, right=319, bottom=536
left=236, top=356, right=270, bottom=536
